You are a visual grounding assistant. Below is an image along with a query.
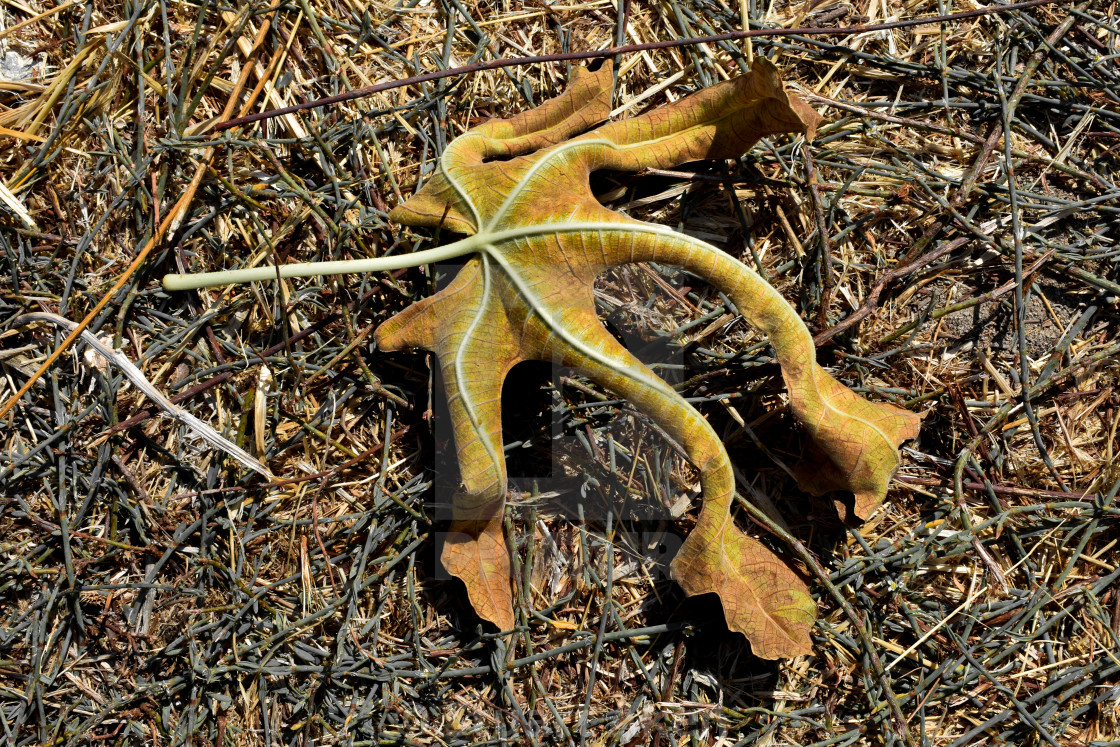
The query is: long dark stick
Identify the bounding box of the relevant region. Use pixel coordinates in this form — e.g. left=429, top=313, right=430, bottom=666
left=217, top=0, right=1058, bottom=132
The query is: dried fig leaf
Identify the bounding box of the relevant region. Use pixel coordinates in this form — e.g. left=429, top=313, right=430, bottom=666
left=376, top=59, right=918, bottom=658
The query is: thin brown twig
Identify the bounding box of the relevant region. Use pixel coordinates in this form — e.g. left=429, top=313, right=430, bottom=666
left=814, top=236, right=970, bottom=345
left=0, top=0, right=285, bottom=423
left=215, top=0, right=1059, bottom=132
left=801, top=92, right=985, bottom=145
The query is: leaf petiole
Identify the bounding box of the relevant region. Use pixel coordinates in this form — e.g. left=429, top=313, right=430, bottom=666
left=161, top=233, right=486, bottom=291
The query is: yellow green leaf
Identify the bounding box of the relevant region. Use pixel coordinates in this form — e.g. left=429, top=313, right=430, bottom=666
left=376, top=59, right=919, bottom=658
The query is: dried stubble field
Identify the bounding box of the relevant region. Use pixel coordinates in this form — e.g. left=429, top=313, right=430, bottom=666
left=1, top=0, right=1119, bottom=745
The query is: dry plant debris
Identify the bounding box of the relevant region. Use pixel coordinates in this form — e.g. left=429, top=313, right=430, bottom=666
left=371, top=58, right=918, bottom=657
left=0, top=0, right=1118, bottom=745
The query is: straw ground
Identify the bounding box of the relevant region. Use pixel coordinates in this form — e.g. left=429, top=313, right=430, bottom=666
left=1, top=0, right=1118, bottom=745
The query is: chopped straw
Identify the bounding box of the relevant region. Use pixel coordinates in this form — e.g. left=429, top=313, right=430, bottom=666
left=1, top=0, right=1118, bottom=745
